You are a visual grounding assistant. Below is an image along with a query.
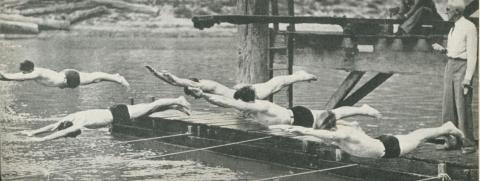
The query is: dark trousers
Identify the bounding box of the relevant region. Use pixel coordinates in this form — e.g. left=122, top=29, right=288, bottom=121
left=442, top=58, right=475, bottom=146
left=400, top=7, right=443, bottom=34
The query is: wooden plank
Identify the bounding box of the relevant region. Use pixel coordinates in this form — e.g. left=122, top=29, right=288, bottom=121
left=325, top=71, right=365, bottom=109
left=192, top=15, right=452, bottom=30
left=338, top=73, right=393, bottom=107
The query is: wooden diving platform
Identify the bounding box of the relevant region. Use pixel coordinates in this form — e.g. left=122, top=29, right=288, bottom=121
left=111, top=110, right=478, bottom=181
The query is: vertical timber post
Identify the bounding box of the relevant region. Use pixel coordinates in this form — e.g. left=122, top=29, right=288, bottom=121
left=267, top=0, right=279, bottom=102
left=236, top=0, right=270, bottom=86
left=287, top=0, right=295, bottom=108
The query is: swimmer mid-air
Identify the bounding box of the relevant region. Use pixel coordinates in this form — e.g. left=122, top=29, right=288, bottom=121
left=186, top=87, right=381, bottom=127
left=0, top=60, right=130, bottom=89
left=19, top=96, right=191, bottom=142
left=270, top=121, right=467, bottom=158
left=145, top=65, right=317, bottom=100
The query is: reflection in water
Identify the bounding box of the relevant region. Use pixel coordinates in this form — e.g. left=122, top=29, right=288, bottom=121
left=0, top=36, right=477, bottom=180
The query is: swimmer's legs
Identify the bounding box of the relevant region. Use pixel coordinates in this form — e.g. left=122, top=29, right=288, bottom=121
left=20, top=123, right=57, bottom=136
left=395, top=121, right=465, bottom=156
left=79, top=72, right=130, bottom=88
left=127, top=96, right=191, bottom=118
left=252, top=71, right=317, bottom=99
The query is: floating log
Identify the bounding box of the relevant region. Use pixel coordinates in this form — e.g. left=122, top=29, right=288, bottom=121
left=68, top=6, right=109, bottom=24
left=0, top=14, right=69, bottom=30
left=19, top=1, right=96, bottom=16
left=91, top=0, right=159, bottom=16
left=0, top=20, right=38, bottom=34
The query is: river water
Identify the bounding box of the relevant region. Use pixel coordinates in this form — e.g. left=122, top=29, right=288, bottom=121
left=0, top=35, right=477, bottom=180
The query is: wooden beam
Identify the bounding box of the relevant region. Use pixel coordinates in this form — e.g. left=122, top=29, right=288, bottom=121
left=286, top=0, right=295, bottom=108
left=0, top=20, right=39, bottom=34
left=0, top=14, right=70, bottom=30
left=325, top=71, right=365, bottom=109
left=338, top=73, right=393, bottom=107
left=192, top=15, right=452, bottom=30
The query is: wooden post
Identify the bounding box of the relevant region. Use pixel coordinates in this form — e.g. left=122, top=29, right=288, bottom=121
left=236, top=0, right=269, bottom=85
left=271, top=0, right=279, bottom=31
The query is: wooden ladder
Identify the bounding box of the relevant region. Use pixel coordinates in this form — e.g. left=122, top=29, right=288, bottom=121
left=267, top=0, right=295, bottom=108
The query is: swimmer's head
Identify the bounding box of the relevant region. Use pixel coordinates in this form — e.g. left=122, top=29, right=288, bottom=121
left=184, top=78, right=201, bottom=99
left=19, top=60, right=34, bottom=73
left=234, top=86, right=256, bottom=102
left=57, top=121, right=82, bottom=138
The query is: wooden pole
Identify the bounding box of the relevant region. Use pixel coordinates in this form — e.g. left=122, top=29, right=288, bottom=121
left=286, top=0, right=295, bottom=108
left=0, top=20, right=39, bottom=34
left=0, top=14, right=70, bottom=30
left=236, top=0, right=269, bottom=85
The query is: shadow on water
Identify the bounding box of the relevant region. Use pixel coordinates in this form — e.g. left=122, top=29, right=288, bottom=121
left=0, top=35, right=477, bottom=180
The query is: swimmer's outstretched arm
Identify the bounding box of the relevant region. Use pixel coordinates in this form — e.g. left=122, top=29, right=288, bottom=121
left=270, top=125, right=346, bottom=141
left=0, top=72, right=39, bottom=81
left=20, top=122, right=60, bottom=136
left=145, top=65, right=201, bottom=87
left=189, top=87, right=267, bottom=112
left=33, top=126, right=81, bottom=142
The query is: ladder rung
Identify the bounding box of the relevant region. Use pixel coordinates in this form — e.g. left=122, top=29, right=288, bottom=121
left=269, top=47, right=287, bottom=50
left=269, top=68, right=289, bottom=71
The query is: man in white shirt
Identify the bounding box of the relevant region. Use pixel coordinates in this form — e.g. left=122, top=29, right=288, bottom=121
left=432, top=0, right=477, bottom=154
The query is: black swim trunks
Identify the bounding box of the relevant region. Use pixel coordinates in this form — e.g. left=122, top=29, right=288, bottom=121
left=64, top=70, right=80, bottom=88
left=109, top=104, right=131, bottom=123
left=291, top=106, right=315, bottom=127
left=376, top=135, right=401, bottom=158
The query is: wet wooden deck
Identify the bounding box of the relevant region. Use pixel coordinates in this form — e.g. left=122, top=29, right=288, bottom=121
left=111, top=110, right=478, bottom=181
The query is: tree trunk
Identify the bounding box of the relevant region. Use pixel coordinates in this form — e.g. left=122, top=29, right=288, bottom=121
left=91, top=0, right=160, bottom=16
left=68, top=6, right=109, bottom=24
left=0, top=20, right=38, bottom=34
left=19, top=1, right=96, bottom=16
left=236, top=0, right=269, bottom=85
left=0, top=14, right=70, bottom=30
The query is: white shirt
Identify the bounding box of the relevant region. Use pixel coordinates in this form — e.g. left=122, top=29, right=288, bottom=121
left=446, top=17, right=478, bottom=60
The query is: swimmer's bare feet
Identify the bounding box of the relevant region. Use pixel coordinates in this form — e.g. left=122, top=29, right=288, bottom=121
left=233, top=83, right=252, bottom=90
left=176, top=96, right=191, bottom=109
left=295, top=70, right=317, bottom=82
left=361, top=104, right=382, bottom=118
left=443, top=121, right=465, bottom=139
left=172, top=105, right=191, bottom=116
left=116, top=74, right=130, bottom=89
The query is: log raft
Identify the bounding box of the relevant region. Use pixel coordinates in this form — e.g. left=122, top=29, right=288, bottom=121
left=0, top=20, right=38, bottom=34
left=0, top=14, right=70, bottom=30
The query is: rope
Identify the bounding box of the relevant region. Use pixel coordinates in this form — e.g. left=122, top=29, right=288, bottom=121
left=416, top=173, right=451, bottom=181
left=54, top=133, right=191, bottom=153
left=144, top=136, right=272, bottom=159
left=253, top=164, right=358, bottom=181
